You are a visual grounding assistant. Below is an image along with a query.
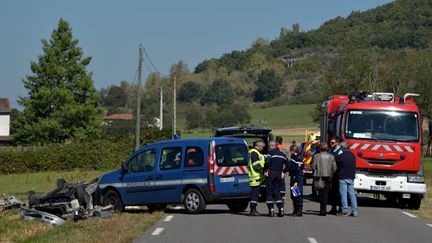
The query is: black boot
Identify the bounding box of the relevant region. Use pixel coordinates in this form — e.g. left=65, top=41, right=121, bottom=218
left=294, top=207, right=303, bottom=217
left=277, top=207, right=284, bottom=217
left=249, top=204, right=259, bottom=216
left=267, top=205, right=274, bottom=217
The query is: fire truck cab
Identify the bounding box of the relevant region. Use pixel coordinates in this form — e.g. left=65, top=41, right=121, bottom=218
left=320, top=92, right=426, bottom=209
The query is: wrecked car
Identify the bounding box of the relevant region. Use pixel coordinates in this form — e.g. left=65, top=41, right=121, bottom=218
left=20, top=178, right=112, bottom=226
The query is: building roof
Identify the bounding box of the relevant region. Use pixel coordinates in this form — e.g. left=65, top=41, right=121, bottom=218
left=104, top=113, right=134, bottom=121
left=0, top=98, right=11, bottom=113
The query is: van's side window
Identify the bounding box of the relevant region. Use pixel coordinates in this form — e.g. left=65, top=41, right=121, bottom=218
left=160, top=147, right=182, bottom=170
left=129, top=149, right=157, bottom=173
left=184, top=147, right=204, bottom=167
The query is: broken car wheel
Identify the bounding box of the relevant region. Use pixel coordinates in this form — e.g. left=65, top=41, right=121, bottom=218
left=103, top=190, right=124, bottom=211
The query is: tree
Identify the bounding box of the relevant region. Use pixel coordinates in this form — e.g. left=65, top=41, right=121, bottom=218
left=254, top=69, right=282, bottom=102
left=178, top=81, right=202, bottom=102
left=104, top=85, right=128, bottom=108
left=201, top=79, right=235, bottom=105
left=16, top=18, right=103, bottom=144
left=185, top=105, right=206, bottom=130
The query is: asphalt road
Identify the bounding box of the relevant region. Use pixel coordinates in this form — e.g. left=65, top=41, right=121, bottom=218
left=135, top=181, right=431, bottom=243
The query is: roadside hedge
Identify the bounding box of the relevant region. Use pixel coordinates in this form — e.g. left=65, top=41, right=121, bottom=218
left=0, top=130, right=172, bottom=174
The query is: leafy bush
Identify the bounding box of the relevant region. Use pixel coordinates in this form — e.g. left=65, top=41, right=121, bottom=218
left=0, top=130, right=171, bottom=174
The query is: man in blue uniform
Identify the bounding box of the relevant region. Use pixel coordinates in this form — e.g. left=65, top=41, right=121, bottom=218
left=288, top=144, right=304, bottom=217
left=264, top=141, right=287, bottom=217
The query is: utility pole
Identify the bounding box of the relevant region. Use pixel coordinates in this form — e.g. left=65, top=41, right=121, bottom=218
left=135, top=44, right=143, bottom=151
left=160, top=87, right=163, bottom=131
left=173, top=75, right=177, bottom=138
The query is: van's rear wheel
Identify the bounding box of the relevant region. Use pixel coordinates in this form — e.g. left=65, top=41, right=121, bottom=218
left=183, top=188, right=206, bottom=214
left=227, top=200, right=249, bottom=213
left=103, top=190, right=124, bottom=211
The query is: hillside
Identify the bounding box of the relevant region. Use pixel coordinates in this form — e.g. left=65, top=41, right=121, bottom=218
left=196, top=0, right=432, bottom=73
left=100, top=0, right=432, bottom=133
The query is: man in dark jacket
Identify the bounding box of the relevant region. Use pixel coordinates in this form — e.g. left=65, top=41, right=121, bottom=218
left=288, top=144, right=304, bottom=217
left=336, top=142, right=358, bottom=217
left=264, top=141, right=287, bottom=217
left=329, top=138, right=342, bottom=214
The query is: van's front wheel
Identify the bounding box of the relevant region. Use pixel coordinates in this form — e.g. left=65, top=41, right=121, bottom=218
left=103, top=190, right=124, bottom=212
left=183, top=188, right=206, bottom=214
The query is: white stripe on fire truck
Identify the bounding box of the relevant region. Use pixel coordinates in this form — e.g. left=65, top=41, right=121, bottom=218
left=382, top=145, right=392, bottom=151
left=361, top=144, right=371, bottom=150
left=351, top=143, right=360, bottom=149
left=404, top=146, right=414, bottom=153
left=393, top=145, right=403, bottom=152
left=371, top=144, right=381, bottom=150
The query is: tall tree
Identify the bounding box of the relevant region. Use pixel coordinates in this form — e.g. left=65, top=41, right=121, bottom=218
left=254, top=69, right=282, bottom=102
left=16, top=18, right=103, bottom=144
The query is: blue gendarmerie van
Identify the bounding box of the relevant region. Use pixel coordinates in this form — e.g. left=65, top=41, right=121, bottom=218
left=97, top=137, right=250, bottom=214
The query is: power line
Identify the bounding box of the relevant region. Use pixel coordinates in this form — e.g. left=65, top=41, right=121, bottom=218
left=142, top=46, right=168, bottom=77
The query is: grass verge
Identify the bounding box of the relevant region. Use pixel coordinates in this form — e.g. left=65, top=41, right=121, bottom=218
left=0, top=170, right=162, bottom=242
left=409, top=158, right=432, bottom=222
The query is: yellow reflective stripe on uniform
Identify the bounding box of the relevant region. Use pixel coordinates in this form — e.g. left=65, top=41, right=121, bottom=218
left=252, top=161, right=261, bottom=166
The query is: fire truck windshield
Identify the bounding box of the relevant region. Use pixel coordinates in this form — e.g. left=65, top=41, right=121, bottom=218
left=345, top=110, right=419, bottom=142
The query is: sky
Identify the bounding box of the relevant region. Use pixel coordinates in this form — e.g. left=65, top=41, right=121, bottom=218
left=0, top=0, right=393, bottom=108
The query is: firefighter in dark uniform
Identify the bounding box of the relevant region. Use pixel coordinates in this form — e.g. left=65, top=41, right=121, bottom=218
left=264, top=141, right=287, bottom=217
left=248, top=140, right=266, bottom=216
left=288, top=144, right=304, bottom=217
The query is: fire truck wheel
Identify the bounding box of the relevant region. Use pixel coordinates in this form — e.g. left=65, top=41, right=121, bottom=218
left=407, top=198, right=421, bottom=210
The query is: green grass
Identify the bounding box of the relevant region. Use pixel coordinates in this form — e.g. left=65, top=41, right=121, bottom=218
left=0, top=170, right=162, bottom=242
left=178, top=104, right=318, bottom=132
left=0, top=170, right=103, bottom=199
left=249, top=104, right=318, bottom=128
left=410, top=158, right=432, bottom=222
left=182, top=131, right=213, bottom=138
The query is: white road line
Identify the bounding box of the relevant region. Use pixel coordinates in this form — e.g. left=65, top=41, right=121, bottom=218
left=172, top=205, right=183, bottom=210
left=151, top=228, right=164, bottom=236
left=164, top=215, right=174, bottom=222
left=402, top=212, right=417, bottom=218
left=308, top=237, right=318, bottom=243
left=427, top=224, right=432, bottom=228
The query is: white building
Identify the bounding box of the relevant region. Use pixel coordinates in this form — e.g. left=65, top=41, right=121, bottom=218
left=0, top=98, right=11, bottom=137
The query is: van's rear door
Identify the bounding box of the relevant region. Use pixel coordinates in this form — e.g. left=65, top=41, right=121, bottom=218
left=212, top=140, right=250, bottom=194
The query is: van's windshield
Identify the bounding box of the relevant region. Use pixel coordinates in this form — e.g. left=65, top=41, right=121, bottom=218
left=216, top=144, right=248, bottom=166
left=345, top=110, right=419, bottom=142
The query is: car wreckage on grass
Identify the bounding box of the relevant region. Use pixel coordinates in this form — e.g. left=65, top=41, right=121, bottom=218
left=17, top=178, right=113, bottom=226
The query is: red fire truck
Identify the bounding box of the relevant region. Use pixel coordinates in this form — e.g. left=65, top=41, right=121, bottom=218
left=320, top=92, right=426, bottom=209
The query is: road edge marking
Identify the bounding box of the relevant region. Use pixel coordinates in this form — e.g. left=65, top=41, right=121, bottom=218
left=308, top=237, right=318, bottom=243
left=164, top=215, right=174, bottom=222
left=151, top=228, right=164, bottom=236
left=402, top=212, right=417, bottom=218
left=427, top=223, right=432, bottom=228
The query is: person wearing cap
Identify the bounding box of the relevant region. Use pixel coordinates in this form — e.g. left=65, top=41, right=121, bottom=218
left=247, top=140, right=266, bottom=216
left=264, top=140, right=287, bottom=217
